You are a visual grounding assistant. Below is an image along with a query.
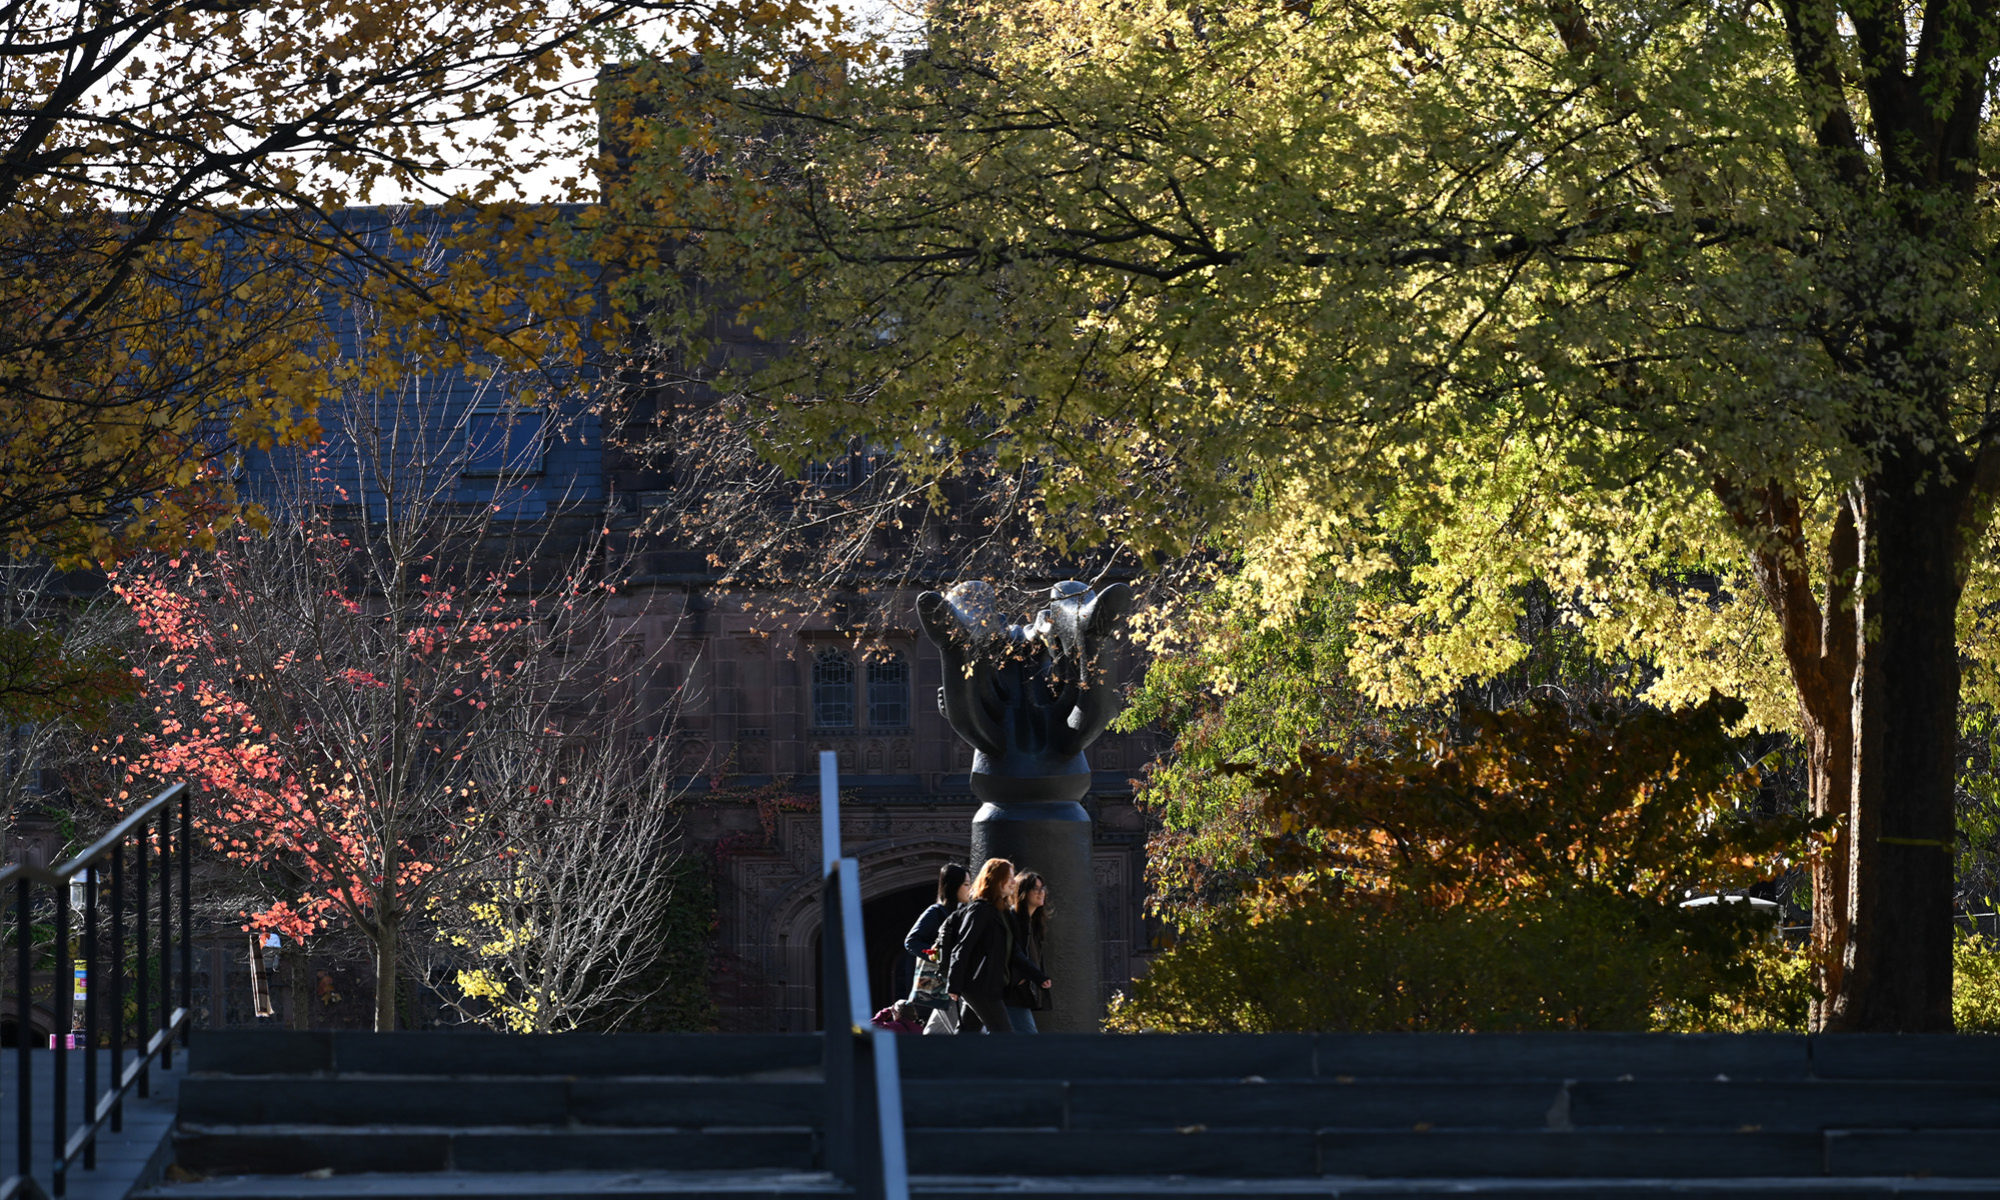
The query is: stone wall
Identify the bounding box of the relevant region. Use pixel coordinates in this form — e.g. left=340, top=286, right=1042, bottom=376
left=624, top=582, right=1158, bottom=1031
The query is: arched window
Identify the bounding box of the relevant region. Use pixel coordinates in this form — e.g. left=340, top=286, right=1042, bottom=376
left=866, top=653, right=911, bottom=728
left=812, top=650, right=855, bottom=728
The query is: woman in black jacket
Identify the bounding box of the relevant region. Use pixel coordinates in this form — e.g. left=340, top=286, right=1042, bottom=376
left=1003, top=870, right=1052, bottom=1032
left=943, top=857, right=1017, bottom=1034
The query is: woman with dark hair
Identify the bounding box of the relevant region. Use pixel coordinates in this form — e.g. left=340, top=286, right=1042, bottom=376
left=903, top=863, right=970, bottom=1016
left=905, top=863, right=971, bottom=956
left=1003, top=870, right=1053, bottom=1033
left=942, top=857, right=1017, bottom=1034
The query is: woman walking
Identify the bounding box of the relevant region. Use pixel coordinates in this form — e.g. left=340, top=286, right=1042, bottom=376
left=905, top=863, right=970, bottom=958
left=1003, top=870, right=1053, bottom=1033
left=904, top=863, right=968, bottom=1020
left=944, top=857, right=1017, bottom=1034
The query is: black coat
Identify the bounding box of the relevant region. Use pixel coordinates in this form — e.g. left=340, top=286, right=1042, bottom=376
left=943, top=899, right=1013, bottom=998
left=1004, top=909, right=1050, bottom=1010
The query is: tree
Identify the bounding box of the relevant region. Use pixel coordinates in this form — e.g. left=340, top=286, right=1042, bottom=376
left=597, top=329, right=1144, bottom=633
left=107, top=362, right=671, bottom=1030
left=1114, top=574, right=1395, bottom=932
left=613, top=0, right=2000, bottom=1030
left=0, top=558, right=134, bottom=846
left=1107, top=696, right=1822, bottom=1032
left=432, top=711, right=691, bottom=1033
left=1118, top=565, right=1663, bottom=934
left=0, top=0, right=840, bottom=570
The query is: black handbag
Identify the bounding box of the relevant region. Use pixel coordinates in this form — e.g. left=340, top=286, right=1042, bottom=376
left=1005, top=918, right=1049, bottom=1010
left=1005, top=973, right=1050, bottom=1012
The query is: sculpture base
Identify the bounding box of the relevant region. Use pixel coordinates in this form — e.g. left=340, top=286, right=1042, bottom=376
left=969, top=799, right=1101, bottom=1033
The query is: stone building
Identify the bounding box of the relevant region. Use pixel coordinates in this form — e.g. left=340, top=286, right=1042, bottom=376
left=615, top=583, right=1155, bottom=1030
left=255, top=207, right=1159, bottom=1030
left=0, top=204, right=1161, bottom=1035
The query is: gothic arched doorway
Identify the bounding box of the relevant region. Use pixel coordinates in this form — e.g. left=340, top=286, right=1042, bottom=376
left=810, top=880, right=940, bottom=1027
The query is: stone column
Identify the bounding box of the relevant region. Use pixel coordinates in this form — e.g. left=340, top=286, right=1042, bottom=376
left=968, top=791, right=1101, bottom=1032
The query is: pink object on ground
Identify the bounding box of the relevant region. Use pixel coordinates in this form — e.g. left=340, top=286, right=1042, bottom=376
left=869, top=1005, right=925, bottom=1034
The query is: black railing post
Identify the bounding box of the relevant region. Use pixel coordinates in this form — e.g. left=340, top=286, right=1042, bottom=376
left=821, top=867, right=854, bottom=1183
left=2, top=782, right=192, bottom=1199
left=53, top=877, right=69, bottom=1199
left=817, top=752, right=854, bottom=1185
left=834, top=860, right=886, bottom=1200
left=812, top=753, right=906, bottom=1200
left=158, top=816, right=172, bottom=1072
left=111, top=841, right=125, bottom=1134
left=179, top=787, right=191, bottom=1044
left=134, top=814, right=150, bottom=1100
left=15, top=876, right=32, bottom=1182
left=83, top=866, right=99, bottom=1170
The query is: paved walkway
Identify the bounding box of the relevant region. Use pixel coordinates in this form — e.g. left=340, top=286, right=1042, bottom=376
left=1, top=1048, right=187, bottom=1200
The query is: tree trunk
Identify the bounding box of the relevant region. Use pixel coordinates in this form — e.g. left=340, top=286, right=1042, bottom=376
left=374, top=906, right=400, bottom=1032
left=285, top=944, right=310, bottom=1031
left=1822, top=468, right=1963, bottom=1032
left=1747, top=474, right=1959, bottom=1031
left=1800, top=698, right=1852, bottom=1027
left=1724, top=482, right=1857, bottom=1029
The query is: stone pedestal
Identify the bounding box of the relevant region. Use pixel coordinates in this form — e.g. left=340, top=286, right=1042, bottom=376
left=969, top=797, right=1100, bottom=1032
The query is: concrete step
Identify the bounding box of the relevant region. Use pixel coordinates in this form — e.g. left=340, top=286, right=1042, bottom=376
left=1808, top=1036, right=2000, bottom=1081
left=171, top=1120, right=2000, bottom=1182
left=907, top=1129, right=1321, bottom=1177
left=134, top=1172, right=2000, bottom=1200
left=902, top=1127, right=2000, bottom=1179
left=179, top=1074, right=2000, bottom=1138
left=905, top=1077, right=2000, bottom=1134
left=160, top=1031, right=2000, bottom=1197
left=1313, top=1034, right=1818, bottom=1083
left=189, top=1032, right=822, bottom=1080
left=179, top=1077, right=823, bottom=1127
left=917, top=1179, right=2000, bottom=1198
left=1317, top=1130, right=1825, bottom=1177
left=1320, top=1129, right=2000, bottom=1180
left=898, top=1035, right=1323, bottom=1082
left=173, top=1126, right=818, bottom=1175
left=187, top=1032, right=2000, bottom=1087
left=1565, top=1079, right=2000, bottom=1130
left=136, top=1169, right=850, bottom=1198
left=896, top=1034, right=1822, bottom=1083
left=1825, top=1131, right=2000, bottom=1177
left=903, top=1079, right=1564, bottom=1129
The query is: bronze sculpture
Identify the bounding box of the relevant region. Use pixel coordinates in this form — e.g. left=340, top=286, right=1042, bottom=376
left=918, top=579, right=1131, bottom=1030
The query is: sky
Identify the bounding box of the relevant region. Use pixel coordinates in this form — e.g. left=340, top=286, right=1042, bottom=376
left=382, top=0, right=921, bottom=206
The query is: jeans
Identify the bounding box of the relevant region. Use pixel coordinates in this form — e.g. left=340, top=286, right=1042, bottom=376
left=1003, top=1005, right=1039, bottom=1033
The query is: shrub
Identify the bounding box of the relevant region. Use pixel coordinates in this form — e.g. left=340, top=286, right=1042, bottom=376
left=1110, top=696, right=1825, bottom=1032
left=1656, top=941, right=1816, bottom=1033
left=1955, top=929, right=2000, bottom=1034
left=1111, top=892, right=1795, bottom=1033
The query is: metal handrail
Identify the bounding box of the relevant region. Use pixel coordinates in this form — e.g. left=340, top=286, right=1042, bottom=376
left=817, top=754, right=910, bottom=1200
left=56, top=787, right=187, bottom=880
left=3, top=782, right=193, bottom=1200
